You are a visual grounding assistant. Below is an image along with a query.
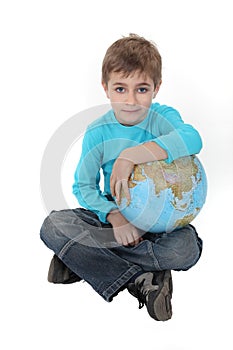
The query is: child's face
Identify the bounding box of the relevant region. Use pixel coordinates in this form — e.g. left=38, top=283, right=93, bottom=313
left=102, top=71, right=161, bottom=126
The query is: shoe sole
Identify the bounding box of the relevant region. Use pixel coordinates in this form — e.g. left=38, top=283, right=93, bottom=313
left=147, top=270, right=173, bottom=321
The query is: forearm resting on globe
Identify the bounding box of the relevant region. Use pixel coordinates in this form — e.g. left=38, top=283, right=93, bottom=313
left=120, top=142, right=168, bottom=165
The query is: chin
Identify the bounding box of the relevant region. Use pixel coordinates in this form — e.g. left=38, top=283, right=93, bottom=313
left=118, top=110, right=147, bottom=125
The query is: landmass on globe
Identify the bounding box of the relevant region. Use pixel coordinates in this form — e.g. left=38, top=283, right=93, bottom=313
left=118, top=155, right=207, bottom=233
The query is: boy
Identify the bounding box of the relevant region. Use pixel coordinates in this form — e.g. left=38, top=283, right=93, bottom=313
left=40, top=34, right=203, bottom=321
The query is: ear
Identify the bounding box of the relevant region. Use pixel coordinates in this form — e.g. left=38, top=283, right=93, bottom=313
left=102, top=81, right=110, bottom=99
left=153, top=80, right=162, bottom=98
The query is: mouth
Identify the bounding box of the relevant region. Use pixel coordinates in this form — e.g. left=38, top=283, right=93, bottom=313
left=121, top=108, right=141, bottom=113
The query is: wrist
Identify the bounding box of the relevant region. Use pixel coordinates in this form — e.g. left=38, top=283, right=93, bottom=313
left=107, top=210, right=128, bottom=226
left=120, top=148, right=136, bottom=165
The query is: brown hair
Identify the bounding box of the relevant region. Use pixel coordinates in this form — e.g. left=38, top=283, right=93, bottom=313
left=102, top=33, right=162, bottom=87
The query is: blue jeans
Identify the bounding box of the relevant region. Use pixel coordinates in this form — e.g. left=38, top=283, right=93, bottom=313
left=40, top=208, right=203, bottom=302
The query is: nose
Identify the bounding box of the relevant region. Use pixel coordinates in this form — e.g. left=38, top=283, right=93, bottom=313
left=125, top=90, right=137, bottom=105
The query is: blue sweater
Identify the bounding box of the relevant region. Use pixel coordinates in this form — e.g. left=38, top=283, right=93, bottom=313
left=72, top=103, right=202, bottom=223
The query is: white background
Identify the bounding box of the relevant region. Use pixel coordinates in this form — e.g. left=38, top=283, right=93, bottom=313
left=1, top=0, right=233, bottom=349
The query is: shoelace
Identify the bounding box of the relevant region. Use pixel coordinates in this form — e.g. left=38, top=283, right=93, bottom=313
left=136, top=278, right=159, bottom=309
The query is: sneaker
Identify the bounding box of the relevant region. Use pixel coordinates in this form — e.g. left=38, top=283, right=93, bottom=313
left=127, top=270, right=173, bottom=321
left=47, top=255, right=82, bottom=284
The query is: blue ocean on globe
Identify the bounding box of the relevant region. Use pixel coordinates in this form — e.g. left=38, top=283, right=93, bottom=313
left=118, top=155, right=207, bottom=233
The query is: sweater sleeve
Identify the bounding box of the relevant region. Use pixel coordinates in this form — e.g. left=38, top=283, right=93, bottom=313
left=150, top=105, right=202, bottom=163
left=72, top=127, right=117, bottom=223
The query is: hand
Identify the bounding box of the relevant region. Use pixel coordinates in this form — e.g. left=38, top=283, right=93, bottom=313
left=107, top=211, right=142, bottom=246
left=110, top=156, right=134, bottom=204
left=110, top=143, right=167, bottom=204
left=113, top=221, right=142, bottom=246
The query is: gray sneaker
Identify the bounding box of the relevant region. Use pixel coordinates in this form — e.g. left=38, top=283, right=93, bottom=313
left=47, top=255, right=82, bottom=284
left=127, top=270, right=173, bottom=321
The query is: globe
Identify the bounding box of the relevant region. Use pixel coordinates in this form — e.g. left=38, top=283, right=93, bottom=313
left=118, top=155, right=207, bottom=233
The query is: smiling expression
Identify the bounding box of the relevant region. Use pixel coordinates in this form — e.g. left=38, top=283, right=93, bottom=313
left=102, top=71, right=161, bottom=126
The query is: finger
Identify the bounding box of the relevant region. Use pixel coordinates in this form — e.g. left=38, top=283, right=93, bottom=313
left=129, top=230, right=141, bottom=246
left=134, top=236, right=141, bottom=245
left=122, top=239, right=129, bottom=246
left=115, top=230, right=128, bottom=246
left=118, top=234, right=128, bottom=246
left=110, top=175, right=116, bottom=197
left=129, top=239, right=139, bottom=246
left=115, top=180, right=122, bottom=203
left=115, top=233, right=123, bottom=246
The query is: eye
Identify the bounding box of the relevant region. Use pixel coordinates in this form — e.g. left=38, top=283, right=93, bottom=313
left=115, top=87, right=125, bottom=93
left=137, top=87, right=148, bottom=93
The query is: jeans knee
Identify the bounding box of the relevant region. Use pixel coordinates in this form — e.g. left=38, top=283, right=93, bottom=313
left=40, top=211, right=64, bottom=251
left=174, top=226, right=202, bottom=271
